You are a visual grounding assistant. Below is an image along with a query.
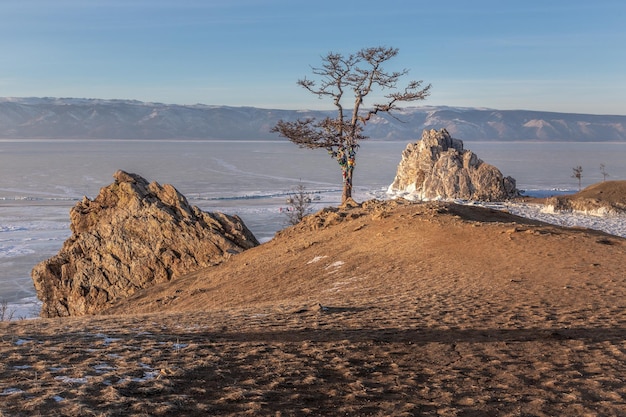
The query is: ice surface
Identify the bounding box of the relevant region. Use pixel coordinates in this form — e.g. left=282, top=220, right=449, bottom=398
left=1, top=140, right=625, bottom=318
left=502, top=202, right=626, bottom=238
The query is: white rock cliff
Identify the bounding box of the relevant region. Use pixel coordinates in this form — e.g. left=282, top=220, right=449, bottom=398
left=388, top=129, right=518, bottom=201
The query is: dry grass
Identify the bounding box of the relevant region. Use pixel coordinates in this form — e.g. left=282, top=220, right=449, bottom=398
left=2, top=198, right=626, bottom=416
left=2, top=302, right=626, bottom=416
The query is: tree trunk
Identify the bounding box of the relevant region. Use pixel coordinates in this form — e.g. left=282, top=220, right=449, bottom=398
left=336, top=146, right=356, bottom=204
left=342, top=164, right=354, bottom=203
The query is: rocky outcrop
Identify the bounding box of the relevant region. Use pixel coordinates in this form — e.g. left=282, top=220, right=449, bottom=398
left=544, top=180, right=626, bottom=215
left=387, top=129, right=518, bottom=201
left=32, top=170, right=259, bottom=318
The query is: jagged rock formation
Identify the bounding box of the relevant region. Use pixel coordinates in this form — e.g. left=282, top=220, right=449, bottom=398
left=387, top=129, right=518, bottom=201
left=32, top=170, right=259, bottom=318
left=544, top=180, right=626, bottom=215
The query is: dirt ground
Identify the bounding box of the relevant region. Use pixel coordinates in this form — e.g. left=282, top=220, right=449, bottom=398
left=1, top=198, right=625, bottom=416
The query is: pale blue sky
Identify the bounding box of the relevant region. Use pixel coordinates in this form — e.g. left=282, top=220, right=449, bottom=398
left=1, top=0, right=624, bottom=114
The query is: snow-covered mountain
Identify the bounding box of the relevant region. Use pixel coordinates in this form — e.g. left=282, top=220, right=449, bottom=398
left=0, top=97, right=624, bottom=141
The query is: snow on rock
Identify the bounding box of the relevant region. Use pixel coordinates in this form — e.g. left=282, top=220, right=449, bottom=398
left=387, top=129, right=518, bottom=202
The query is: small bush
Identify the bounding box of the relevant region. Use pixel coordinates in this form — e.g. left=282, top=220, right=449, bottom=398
left=283, top=183, right=313, bottom=225
left=0, top=299, right=15, bottom=322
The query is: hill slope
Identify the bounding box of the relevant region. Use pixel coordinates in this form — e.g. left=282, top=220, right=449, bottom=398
left=1, top=199, right=625, bottom=416
left=105, top=199, right=625, bottom=316
left=1, top=97, right=625, bottom=141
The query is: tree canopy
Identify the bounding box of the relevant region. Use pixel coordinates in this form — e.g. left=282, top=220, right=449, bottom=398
left=272, top=46, right=431, bottom=203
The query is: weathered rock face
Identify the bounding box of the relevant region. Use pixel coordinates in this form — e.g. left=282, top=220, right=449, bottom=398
left=387, top=129, right=518, bottom=201
left=32, top=170, right=260, bottom=318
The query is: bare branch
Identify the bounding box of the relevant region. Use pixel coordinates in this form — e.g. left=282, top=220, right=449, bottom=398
left=359, top=80, right=431, bottom=124
left=297, top=77, right=318, bottom=94
left=271, top=118, right=362, bottom=150
left=272, top=119, right=331, bottom=149
left=271, top=46, right=431, bottom=203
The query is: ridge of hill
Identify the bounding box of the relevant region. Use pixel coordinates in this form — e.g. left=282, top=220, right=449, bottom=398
left=1, top=97, right=625, bottom=141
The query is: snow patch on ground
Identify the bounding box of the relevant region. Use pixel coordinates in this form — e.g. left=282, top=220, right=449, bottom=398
left=325, top=260, right=345, bottom=275
left=0, top=388, right=24, bottom=396
left=54, top=376, right=90, bottom=384
left=325, top=276, right=365, bottom=293
left=7, top=332, right=178, bottom=389
left=325, top=261, right=345, bottom=269
left=470, top=201, right=626, bottom=238
left=307, top=255, right=328, bottom=264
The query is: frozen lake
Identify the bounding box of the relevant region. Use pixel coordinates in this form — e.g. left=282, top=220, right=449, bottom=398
left=1, top=139, right=626, bottom=318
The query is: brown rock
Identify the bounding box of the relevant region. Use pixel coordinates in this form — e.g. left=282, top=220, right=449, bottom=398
left=31, top=170, right=259, bottom=317
left=387, top=129, right=518, bottom=201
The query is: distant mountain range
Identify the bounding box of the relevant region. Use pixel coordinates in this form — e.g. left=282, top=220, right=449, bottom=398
left=1, top=97, right=625, bottom=141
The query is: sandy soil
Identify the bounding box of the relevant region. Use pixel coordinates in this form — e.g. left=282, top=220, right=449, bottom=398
left=1, top=199, right=626, bottom=416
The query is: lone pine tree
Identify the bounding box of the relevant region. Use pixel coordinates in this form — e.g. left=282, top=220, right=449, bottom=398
left=272, top=46, right=431, bottom=203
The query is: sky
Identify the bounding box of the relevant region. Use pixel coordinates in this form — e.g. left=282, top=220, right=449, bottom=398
left=1, top=0, right=624, bottom=115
